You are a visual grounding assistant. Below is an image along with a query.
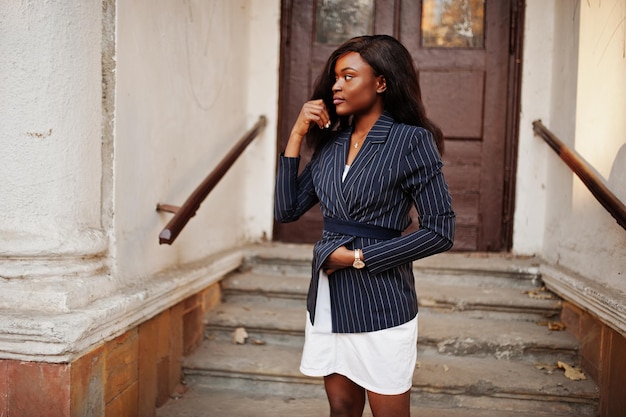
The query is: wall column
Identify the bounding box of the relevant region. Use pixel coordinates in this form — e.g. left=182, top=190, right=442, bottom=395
left=0, top=2, right=113, bottom=358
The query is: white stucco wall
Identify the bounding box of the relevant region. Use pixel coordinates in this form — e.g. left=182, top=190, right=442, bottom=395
left=0, top=2, right=112, bottom=310
left=243, top=1, right=281, bottom=242
left=115, top=0, right=279, bottom=279
left=516, top=0, right=626, bottom=290
left=0, top=2, right=103, bottom=248
left=0, top=1, right=281, bottom=361
left=552, top=0, right=626, bottom=286
left=514, top=0, right=556, bottom=254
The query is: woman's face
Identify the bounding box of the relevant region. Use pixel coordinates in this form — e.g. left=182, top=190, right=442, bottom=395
left=332, top=52, right=385, bottom=117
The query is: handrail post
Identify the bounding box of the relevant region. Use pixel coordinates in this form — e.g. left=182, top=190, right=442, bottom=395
left=157, top=115, right=267, bottom=244
left=532, top=119, right=626, bottom=230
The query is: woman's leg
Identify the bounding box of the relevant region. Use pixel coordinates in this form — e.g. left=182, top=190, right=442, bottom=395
left=324, top=373, right=366, bottom=417
left=367, top=389, right=411, bottom=417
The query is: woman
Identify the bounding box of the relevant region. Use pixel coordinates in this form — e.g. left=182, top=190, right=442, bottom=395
left=274, top=35, right=455, bottom=417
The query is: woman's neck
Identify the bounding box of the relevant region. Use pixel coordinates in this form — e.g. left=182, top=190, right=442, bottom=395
left=352, top=108, right=383, bottom=136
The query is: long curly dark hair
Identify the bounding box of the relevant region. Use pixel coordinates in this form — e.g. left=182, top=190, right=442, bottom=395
left=306, top=35, right=444, bottom=155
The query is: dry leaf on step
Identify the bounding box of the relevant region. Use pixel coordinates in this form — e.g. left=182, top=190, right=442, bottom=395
left=523, top=290, right=556, bottom=300
left=547, top=321, right=566, bottom=331
left=232, top=327, right=249, bottom=344
left=557, top=361, right=586, bottom=381
left=536, top=321, right=566, bottom=331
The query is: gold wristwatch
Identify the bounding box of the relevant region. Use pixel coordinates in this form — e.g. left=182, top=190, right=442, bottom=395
left=353, top=249, right=365, bottom=269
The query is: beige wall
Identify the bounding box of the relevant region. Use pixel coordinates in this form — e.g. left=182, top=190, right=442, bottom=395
left=561, top=0, right=626, bottom=285
left=0, top=0, right=280, bottom=362
left=560, top=1, right=625, bottom=285
left=514, top=0, right=556, bottom=254
left=516, top=0, right=625, bottom=315
left=0, top=3, right=112, bottom=312
left=115, top=0, right=280, bottom=279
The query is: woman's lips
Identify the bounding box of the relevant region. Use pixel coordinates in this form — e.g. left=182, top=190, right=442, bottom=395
left=333, top=97, right=345, bottom=105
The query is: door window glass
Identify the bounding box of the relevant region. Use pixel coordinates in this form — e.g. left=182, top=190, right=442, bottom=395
left=315, top=0, right=375, bottom=45
left=421, top=0, right=485, bottom=48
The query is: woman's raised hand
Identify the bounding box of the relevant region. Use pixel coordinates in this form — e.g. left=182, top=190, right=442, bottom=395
left=285, top=100, right=331, bottom=157
left=291, top=99, right=331, bottom=136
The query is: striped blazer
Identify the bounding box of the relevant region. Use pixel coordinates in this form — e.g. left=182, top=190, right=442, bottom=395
left=274, top=112, right=455, bottom=333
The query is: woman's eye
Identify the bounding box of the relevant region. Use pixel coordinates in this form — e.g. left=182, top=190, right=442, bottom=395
left=334, top=74, right=354, bottom=82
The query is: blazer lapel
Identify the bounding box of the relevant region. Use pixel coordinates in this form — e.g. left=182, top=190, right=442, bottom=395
left=331, top=129, right=351, bottom=218
left=342, top=112, right=394, bottom=192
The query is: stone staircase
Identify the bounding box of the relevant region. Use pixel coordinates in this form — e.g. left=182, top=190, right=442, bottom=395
left=156, top=244, right=599, bottom=417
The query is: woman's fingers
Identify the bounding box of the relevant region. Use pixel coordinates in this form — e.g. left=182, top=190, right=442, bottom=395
left=290, top=100, right=331, bottom=138
left=301, top=100, right=331, bottom=130
left=312, top=100, right=331, bottom=128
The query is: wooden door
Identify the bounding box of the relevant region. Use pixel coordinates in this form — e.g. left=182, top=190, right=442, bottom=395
left=274, top=0, right=520, bottom=252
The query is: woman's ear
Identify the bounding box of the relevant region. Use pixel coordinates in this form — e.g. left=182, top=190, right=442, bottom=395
left=376, top=76, right=387, bottom=93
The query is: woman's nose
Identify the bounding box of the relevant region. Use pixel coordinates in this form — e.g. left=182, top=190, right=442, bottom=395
left=332, top=79, right=342, bottom=92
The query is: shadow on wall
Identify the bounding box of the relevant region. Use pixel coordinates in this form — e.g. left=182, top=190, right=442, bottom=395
left=608, top=144, right=626, bottom=203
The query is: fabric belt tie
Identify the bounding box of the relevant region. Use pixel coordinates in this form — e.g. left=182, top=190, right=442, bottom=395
left=323, top=217, right=401, bottom=240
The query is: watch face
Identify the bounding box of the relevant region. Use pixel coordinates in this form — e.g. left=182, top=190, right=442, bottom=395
left=353, top=259, right=365, bottom=269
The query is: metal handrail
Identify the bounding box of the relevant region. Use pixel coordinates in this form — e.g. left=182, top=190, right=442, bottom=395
left=157, top=115, right=268, bottom=244
left=532, top=120, right=626, bottom=230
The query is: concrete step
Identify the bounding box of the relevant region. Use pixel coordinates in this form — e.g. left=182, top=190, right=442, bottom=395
left=419, top=310, right=578, bottom=362
left=243, top=244, right=543, bottom=280
left=158, top=245, right=598, bottom=416
left=156, top=386, right=579, bottom=417
left=204, top=302, right=579, bottom=362
left=221, top=271, right=309, bottom=308
left=415, top=280, right=562, bottom=319
left=222, top=270, right=562, bottom=319
left=182, top=340, right=598, bottom=416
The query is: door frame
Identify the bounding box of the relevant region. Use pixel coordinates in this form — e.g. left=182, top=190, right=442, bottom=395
left=501, top=0, right=525, bottom=251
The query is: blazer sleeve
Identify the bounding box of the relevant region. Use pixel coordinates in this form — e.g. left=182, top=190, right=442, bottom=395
left=362, top=128, right=455, bottom=274
left=274, top=154, right=319, bottom=223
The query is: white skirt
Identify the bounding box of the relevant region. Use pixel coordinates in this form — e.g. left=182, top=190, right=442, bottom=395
left=299, top=271, right=418, bottom=395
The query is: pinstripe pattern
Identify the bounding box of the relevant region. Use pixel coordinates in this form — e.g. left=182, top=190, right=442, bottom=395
left=275, top=112, right=455, bottom=333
